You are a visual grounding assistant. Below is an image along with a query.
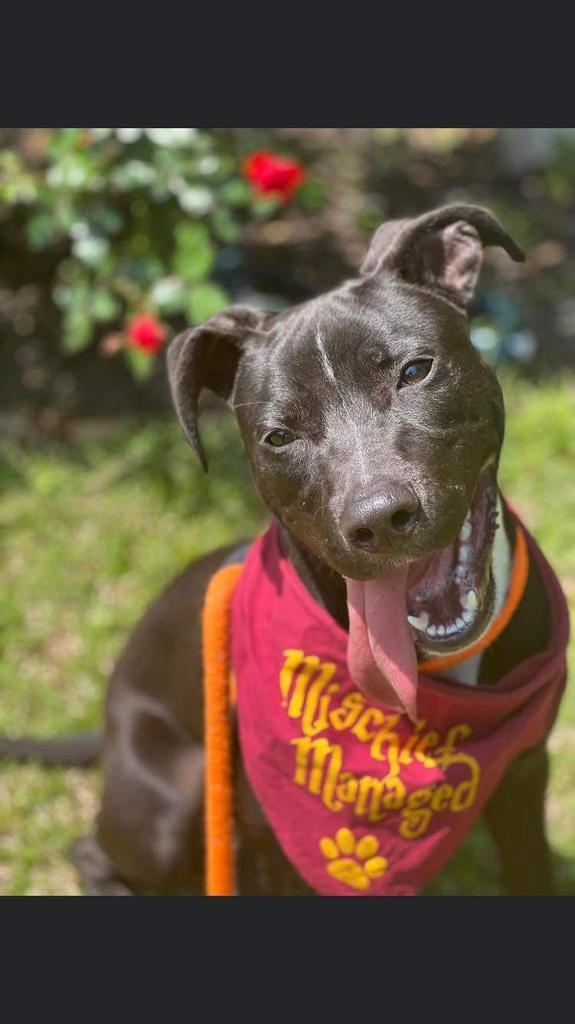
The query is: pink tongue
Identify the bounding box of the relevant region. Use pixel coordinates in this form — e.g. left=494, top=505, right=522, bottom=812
left=346, top=566, right=418, bottom=722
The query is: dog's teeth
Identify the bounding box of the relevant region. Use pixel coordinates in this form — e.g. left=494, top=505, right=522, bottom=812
left=462, top=609, right=474, bottom=624
left=427, top=625, right=437, bottom=637
left=462, top=589, right=478, bottom=612
left=459, top=521, right=472, bottom=541
left=456, top=617, right=465, bottom=629
left=446, top=623, right=458, bottom=636
left=459, top=544, right=471, bottom=564
left=455, top=565, right=465, bottom=580
left=407, top=612, right=429, bottom=632
left=437, top=625, right=446, bottom=636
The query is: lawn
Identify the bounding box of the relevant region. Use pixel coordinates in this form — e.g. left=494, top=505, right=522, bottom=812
left=1, top=374, right=574, bottom=896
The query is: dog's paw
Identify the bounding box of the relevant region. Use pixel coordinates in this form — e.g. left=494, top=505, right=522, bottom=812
left=319, top=828, right=388, bottom=891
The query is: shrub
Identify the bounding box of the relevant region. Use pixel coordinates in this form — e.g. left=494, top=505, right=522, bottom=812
left=0, top=129, right=308, bottom=380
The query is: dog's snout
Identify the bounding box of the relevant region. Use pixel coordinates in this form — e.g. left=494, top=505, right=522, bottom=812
left=343, top=488, right=420, bottom=552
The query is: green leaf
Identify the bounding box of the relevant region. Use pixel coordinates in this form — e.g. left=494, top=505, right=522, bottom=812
left=46, top=152, right=96, bottom=191
left=145, top=128, right=199, bottom=147
left=252, top=196, right=281, bottom=219
left=27, top=213, right=59, bottom=249
left=73, top=236, right=110, bottom=267
left=0, top=151, right=38, bottom=204
left=90, top=206, right=124, bottom=236
left=173, top=223, right=214, bottom=281
left=124, top=346, right=156, bottom=380
left=62, top=309, right=92, bottom=352
left=221, top=180, right=252, bottom=206
left=178, top=186, right=213, bottom=215
left=211, top=208, right=241, bottom=244
left=298, top=179, right=326, bottom=210
left=117, top=256, right=163, bottom=286
left=188, top=283, right=228, bottom=323
left=47, top=128, right=84, bottom=158
left=52, top=284, right=72, bottom=310
left=150, top=276, right=188, bottom=313
left=91, top=289, right=119, bottom=322
left=111, top=160, right=156, bottom=191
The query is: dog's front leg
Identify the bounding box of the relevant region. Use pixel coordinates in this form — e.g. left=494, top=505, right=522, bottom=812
left=483, top=743, right=554, bottom=895
left=92, top=698, right=206, bottom=895
left=68, top=834, right=136, bottom=895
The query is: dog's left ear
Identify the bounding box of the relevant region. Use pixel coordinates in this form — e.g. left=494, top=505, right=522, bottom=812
left=167, top=306, right=271, bottom=470
left=361, top=204, right=525, bottom=310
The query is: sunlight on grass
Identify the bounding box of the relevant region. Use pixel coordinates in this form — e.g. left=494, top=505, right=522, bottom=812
left=0, top=376, right=574, bottom=895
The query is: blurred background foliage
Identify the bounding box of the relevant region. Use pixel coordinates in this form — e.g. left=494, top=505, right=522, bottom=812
left=1, top=128, right=574, bottom=894
left=2, top=127, right=575, bottom=440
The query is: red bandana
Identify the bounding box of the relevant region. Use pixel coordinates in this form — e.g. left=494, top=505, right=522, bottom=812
left=231, top=517, right=568, bottom=896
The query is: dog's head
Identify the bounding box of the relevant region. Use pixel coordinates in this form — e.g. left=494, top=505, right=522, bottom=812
left=168, top=204, right=524, bottom=715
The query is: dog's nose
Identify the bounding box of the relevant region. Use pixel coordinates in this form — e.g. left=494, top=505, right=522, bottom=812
left=343, top=489, right=420, bottom=552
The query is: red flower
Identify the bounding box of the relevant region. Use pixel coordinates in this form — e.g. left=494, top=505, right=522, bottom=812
left=243, top=151, right=305, bottom=201
left=126, top=314, right=167, bottom=355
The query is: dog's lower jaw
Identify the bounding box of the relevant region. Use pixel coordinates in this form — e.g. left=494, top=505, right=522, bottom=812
left=415, top=493, right=512, bottom=672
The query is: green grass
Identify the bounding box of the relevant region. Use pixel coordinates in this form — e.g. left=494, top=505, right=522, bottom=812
left=1, top=376, right=574, bottom=895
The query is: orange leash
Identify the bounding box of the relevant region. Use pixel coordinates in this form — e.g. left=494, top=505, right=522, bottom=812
left=418, top=525, right=529, bottom=673
left=202, top=563, right=243, bottom=896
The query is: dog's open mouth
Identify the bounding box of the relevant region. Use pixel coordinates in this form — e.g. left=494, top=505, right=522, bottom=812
left=406, top=464, right=498, bottom=651
left=345, top=464, right=500, bottom=721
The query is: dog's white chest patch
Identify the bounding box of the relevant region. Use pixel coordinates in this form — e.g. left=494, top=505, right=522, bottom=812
left=439, top=652, right=483, bottom=686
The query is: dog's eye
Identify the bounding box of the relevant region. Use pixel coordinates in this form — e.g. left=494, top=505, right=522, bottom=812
left=264, top=429, right=296, bottom=448
left=398, top=358, right=433, bottom=388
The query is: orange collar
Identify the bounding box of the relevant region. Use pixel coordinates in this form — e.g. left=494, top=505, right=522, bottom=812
left=418, top=524, right=529, bottom=675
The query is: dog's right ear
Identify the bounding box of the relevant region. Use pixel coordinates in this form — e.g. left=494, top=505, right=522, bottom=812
left=360, top=205, right=524, bottom=310
left=167, top=306, right=270, bottom=470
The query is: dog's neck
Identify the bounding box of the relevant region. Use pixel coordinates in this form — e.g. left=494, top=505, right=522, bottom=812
left=279, top=525, right=350, bottom=627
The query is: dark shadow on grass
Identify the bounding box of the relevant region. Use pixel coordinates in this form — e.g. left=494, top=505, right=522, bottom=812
left=423, top=817, right=575, bottom=896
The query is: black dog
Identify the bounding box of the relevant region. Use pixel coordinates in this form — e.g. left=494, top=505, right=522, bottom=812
left=5, top=205, right=563, bottom=895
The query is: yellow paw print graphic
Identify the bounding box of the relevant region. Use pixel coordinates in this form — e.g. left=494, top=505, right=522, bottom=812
left=319, top=828, right=389, bottom=891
